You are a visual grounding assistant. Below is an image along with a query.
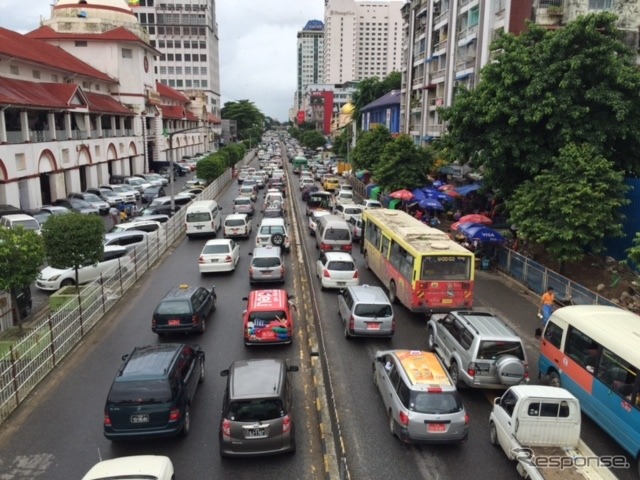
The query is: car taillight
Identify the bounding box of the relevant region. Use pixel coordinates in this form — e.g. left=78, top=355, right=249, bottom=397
left=169, top=408, right=181, bottom=422
left=464, top=414, right=470, bottom=425
left=341, top=244, right=352, bottom=252
left=282, top=414, right=292, bottom=433
left=152, top=318, right=156, bottom=327
left=349, top=315, right=354, bottom=331
left=320, top=243, right=331, bottom=251
left=224, top=255, right=232, bottom=263
left=198, top=256, right=205, bottom=264
left=391, top=317, right=396, bottom=331
left=399, top=411, right=409, bottom=426
left=467, top=363, right=477, bottom=378
left=104, top=413, right=112, bottom=426
left=280, top=265, right=285, bottom=275
left=192, top=315, right=198, bottom=325
left=323, top=268, right=331, bottom=278
left=222, top=419, right=231, bottom=437
left=427, top=387, right=443, bottom=393
left=249, top=266, right=254, bottom=277
left=353, top=270, right=358, bottom=279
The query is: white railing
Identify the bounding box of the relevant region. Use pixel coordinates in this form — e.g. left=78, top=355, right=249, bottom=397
left=0, top=161, right=242, bottom=425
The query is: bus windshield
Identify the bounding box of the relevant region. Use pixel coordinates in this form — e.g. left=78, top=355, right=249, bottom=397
left=420, top=256, right=471, bottom=281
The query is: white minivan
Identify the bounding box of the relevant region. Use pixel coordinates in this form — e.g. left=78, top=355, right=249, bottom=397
left=185, top=200, right=221, bottom=239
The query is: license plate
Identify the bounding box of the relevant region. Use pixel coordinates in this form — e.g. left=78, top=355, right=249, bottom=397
left=195, top=225, right=203, bottom=229
left=441, top=299, right=453, bottom=304
left=262, top=270, right=271, bottom=275
left=366, top=322, right=380, bottom=330
left=247, top=427, right=266, bottom=437
left=337, top=281, right=346, bottom=286
left=232, top=228, right=239, bottom=232
left=428, top=423, right=446, bottom=432
left=210, top=259, right=219, bottom=263
left=168, top=319, right=181, bottom=326
left=130, top=414, right=149, bottom=424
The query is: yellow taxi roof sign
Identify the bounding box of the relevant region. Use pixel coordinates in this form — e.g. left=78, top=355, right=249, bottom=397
left=395, top=350, right=452, bottom=387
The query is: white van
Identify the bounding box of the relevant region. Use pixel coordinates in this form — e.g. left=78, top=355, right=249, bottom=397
left=315, top=214, right=352, bottom=253
left=185, top=200, right=221, bottom=239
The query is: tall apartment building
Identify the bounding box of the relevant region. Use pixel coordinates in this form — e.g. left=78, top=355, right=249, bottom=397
left=133, top=0, right=221, bottom=115
left=323, top=0, right=406, bottom=84
left=401, top=0, right=640, bottom=145
left=296, top=20, right=325, bottom=112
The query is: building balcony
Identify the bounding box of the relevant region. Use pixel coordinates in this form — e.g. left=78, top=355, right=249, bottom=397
left=433, top=10, right=449, bottom=26
left=429, top=97, right=445, bottom=109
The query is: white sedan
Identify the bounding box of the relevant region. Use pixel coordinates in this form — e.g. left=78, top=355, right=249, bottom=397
left=316, top=251, right=359, bottom=290
left=36, top=246, right=131, bottom=291
left=82, top=455, right=174, bottom=480
left=198, top=239, right=240, bottom=273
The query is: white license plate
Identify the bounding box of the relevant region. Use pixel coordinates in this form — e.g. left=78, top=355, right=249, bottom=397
left=195, top=225, right=203, bottom=229
left=337, top=281, right=346, bottom=286
left=366, top=323, right=381, bottom=330
left=247, top=427, right=266, bottom=437
left=210, top=259, right=219, bottom=263
left=130, top=414, right=149, bottom=424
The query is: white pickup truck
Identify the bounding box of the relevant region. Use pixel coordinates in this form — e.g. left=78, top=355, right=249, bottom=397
left=489, top=385, right=616, bottom=480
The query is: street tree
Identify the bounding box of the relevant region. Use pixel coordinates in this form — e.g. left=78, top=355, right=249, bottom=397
left=196, top=155, right=227, bottom=183
left=300, top=130, right=326, bottom=150
left=0, top=226, right=45, bottom=331
left=41, top=213, right=105, bottom=291
left=220, top=99, right=265, bottom=139
left=374, top=135, right=435, bottom=192
left=332, top=127, right=353, bottom=159
left=506, top=143, right=629, bottom=270
left=437, top=12, right=640, bottom=198
left=351, top=124, right=393, bottom=171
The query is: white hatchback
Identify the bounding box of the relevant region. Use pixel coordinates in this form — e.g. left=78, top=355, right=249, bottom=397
left=316, top=251, right=359, bottom=290
left=335, top=190, right=354, bottom=206
left=82, top=455, right=174, bottom=480
left=198, top=239, right=240, bottom=273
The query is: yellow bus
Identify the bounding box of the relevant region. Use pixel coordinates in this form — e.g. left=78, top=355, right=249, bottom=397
left=361, top=209, right=475, bottom=313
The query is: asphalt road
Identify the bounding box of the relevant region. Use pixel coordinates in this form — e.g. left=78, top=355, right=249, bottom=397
left=0, top=151, right=635, bottom=480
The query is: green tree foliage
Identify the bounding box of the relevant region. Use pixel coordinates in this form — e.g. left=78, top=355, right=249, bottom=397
left=41, top=213, right=104, bottom=289
left=300, top=130, right=326, bottom=150
left=437, top=12, right=640, bottom=198
left=351, top=125, right=393, bottom=171
left=288, top=123, right=316, bottom=142
left=507, top=143, right=629, bottom=268
left=221, top=143, right=246, bottom=167
left=374, top=135, right=434, bottom=192
left=332, top=128, right=352, bottom=158
left=220, top=99, right=265, bottom=140
left=0, top=226, right=45, bottom=328
left=351, top=72, right=401, bottom=127
left=196, top=155, right=227, bottom=183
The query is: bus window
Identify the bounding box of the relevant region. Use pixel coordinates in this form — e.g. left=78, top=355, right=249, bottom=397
left=565, top=327, right=599, bottom=372
left=389, top=242, right=415, bottom=280
left=421, top=256, right=471, bottom=281
left=381, top=236, right=391, bottom=258
left=543, top=321, right=563, bottom=349
left=597, top=348, right=638, bottom=404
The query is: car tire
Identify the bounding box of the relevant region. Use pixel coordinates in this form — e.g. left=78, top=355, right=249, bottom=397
left=548, top=371, right=562, bottom=388
left=388, top=280, right=398, bottom=304
left=199, top=361, right=205, bottom=384
left=426, top=327, right=436, bottom=352
left=388, top=410, right=396, bottom=438
left=271, top=233, right=285, bottom=247
left=181, top=405, right=191, bottom=437
left=373, top=363, right=378, bottom=387
left=489, top=421, right=499, bottom=446
left=60, top=278, right=74, bottom=287
left=449, top=361, right=463, bottom=388
left=344, top=321, right=350, bottom=339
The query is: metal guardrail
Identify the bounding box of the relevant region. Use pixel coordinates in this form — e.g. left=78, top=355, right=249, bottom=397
left=0, top=167, right=235, bottom=424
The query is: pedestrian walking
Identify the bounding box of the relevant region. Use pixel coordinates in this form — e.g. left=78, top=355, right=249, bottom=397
left=536, top=287, right=555, bottom=339
left=109, top=206, right=119, bottom=225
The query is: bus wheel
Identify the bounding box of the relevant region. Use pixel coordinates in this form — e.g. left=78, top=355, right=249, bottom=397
left=548, top=371, right=562, bottom=388
left=388, top=281, right=398, bottom=304
left=364, top=252, right=370, bottom=270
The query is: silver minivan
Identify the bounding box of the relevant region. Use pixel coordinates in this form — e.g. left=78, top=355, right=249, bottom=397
left=249, top=246, right=285, bottom=284
left=315, top=214, right=352, bottom=253
left=338, top=285, right=394, bottom=339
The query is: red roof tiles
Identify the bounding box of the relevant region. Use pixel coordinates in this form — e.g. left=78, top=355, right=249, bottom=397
left=84, top=92, right=133, bottom=115
left=0, top=77, right=84, bottom=109
left=0, top=27, right=114, bottom=83
left=159, top=105, right=185, bottom=120
left=156, top=82, right=188, bottom=101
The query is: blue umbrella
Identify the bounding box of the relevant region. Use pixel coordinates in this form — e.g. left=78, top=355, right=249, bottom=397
left=432, top=180, right=444, bottom=188
left=412, top=188, right=426, bottom=199
left=462, top=226, right=505, bottom=243
left=456, top=222, right=485, bottom=232
left=418, top=197, right=444, bottom=211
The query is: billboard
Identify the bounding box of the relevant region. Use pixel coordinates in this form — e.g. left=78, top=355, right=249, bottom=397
left=307, top=90, right=334, bottom=135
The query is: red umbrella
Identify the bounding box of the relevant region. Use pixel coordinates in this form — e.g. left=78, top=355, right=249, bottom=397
left=445, top=189, right=460, bottom=198
left=389, top=189, right=414, bottom=201
left=458, top=214, right=492, bottom=225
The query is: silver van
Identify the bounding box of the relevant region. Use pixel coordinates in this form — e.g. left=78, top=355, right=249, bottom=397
left=249, top=246, right=285, bottom=284
left=315, top=214, right=352, bottom=253
left=338, top=285, right=394, bottom=338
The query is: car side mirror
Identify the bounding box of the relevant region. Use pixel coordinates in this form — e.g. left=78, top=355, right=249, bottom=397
left=375, top=356, right=385, bottom=364
left=121, top=354, right=129, bottom=361
left=220, top=369, right=229, bottom=377
left=288, top=366, right=299, bottom=372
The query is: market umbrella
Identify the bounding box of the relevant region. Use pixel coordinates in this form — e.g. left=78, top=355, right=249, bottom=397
left=422, top=188, right=450, bottom=202
left=389, top=189, right=414, bottom=201
left=438, top=184, right=455, bottom=191
left=412, top=188, right=426, bottom=199
left=462, top=226, right=505, bottom=243
left=445, top=189, right=461, bottom=198
left=451, top=221, right=485, bottom=232
left=418, top=197, right=444, bottom=211
left=459, top=214, right=492, bottom=225
left=432, top=180, right=444, bottom=188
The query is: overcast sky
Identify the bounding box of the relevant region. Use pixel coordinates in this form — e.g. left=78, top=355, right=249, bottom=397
left=0, top=0, right=325, bottom=121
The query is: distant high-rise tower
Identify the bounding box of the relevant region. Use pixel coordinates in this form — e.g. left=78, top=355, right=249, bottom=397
left=134, top=0, right=221, bottom=115
left=296, top=20, right=324, bottom=112
left=323, top=0, right=405, bottom=84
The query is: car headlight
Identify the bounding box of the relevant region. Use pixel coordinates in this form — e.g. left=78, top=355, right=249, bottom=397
left=48, top=274, right=61, bottom=281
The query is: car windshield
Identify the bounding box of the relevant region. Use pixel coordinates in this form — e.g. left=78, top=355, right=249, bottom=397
left=325, top=228, right=350, bottom=241
left=227, top=396, right=279, bottom=427
left=186, top=212, right=211, bottom=222
left=70, top=199, right=91, bottom=208
left=235, top=198, right=251, bottom=205
left=146, top=186, right=161, bottom=193
left=14, top=219, right=40, bottom=230
left=353, top=304, right=392, bottom=317
left=108, top=380, right=172, bottom=404
left=260, top=226, right=285, bottom=235
left=412, top=392, right=463, bottom=414
left=156, top=300, right=191, bottom=315
left=83, top=194, right=102, bottom=202
left=202, top=244, right=230, bottom=254
left=253, top=257, right=281, bottom=268
left=478, top=341, right=525, bottom=361
left=101, top=190, right=118, bottom=197
left=327, top=260, right=355, bottom=271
